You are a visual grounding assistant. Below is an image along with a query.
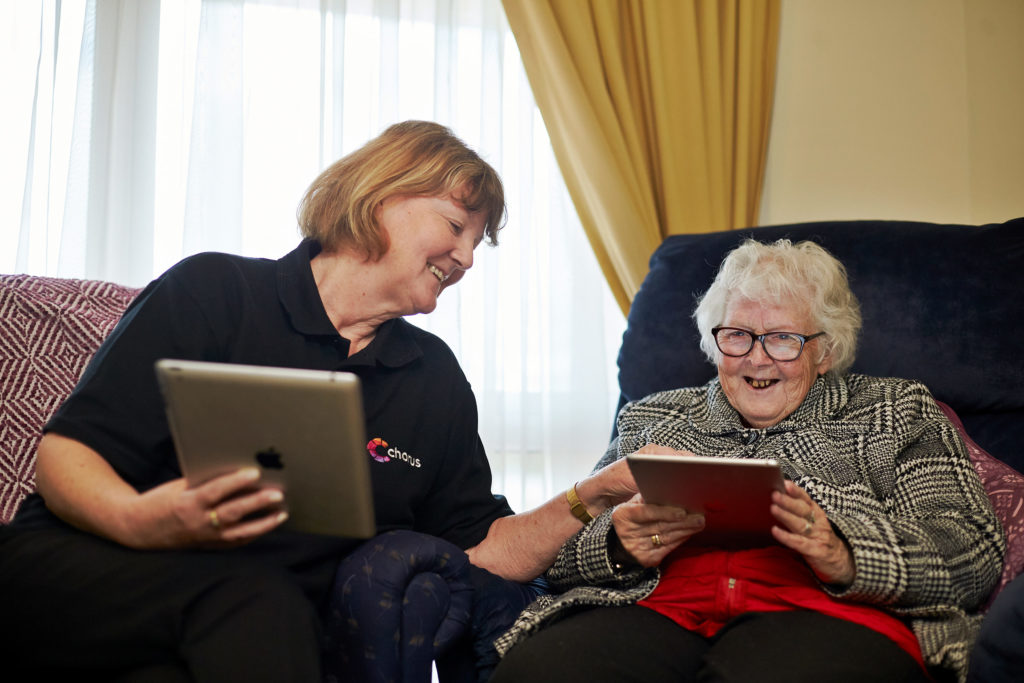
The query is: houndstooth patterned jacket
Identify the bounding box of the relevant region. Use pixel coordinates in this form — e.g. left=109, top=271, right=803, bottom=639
left=494, top=374, right=1006, bottom=683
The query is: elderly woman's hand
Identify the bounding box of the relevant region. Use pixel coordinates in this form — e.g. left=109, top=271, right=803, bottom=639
left=611, top=493, right=706, bottom=568
left=770, top=480, right=855, bottom=586
left=605, top=443, right=706, bottom=567
left=574, top=457, right=641, bottom=517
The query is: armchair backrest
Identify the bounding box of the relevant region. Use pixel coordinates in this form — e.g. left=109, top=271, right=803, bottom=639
left=616, top=217, right=1024, bottom=474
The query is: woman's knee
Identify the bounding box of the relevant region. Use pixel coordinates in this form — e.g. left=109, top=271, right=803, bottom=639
left=186, top=563, right=317, bottom=635
left=490, top=605, right=706, bottom=683
left=702, top=612, right=928, bottom=683
left=179, top=564, right=321, bottom=681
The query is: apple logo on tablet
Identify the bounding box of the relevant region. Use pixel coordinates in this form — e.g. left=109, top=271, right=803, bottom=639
left=255, top=447, right=284, bottom=470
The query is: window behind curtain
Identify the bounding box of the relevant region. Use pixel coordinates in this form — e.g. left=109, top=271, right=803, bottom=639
left=1, top=0, right=626, bottom=512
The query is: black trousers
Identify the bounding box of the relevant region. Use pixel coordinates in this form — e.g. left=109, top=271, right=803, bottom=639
left=0, top=522, right=356, bottom=682
left=489, top=604, right=931, bottom=683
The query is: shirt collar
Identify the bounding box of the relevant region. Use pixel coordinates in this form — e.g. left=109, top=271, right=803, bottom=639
left=277, top=239, right=336, bottom=337
left=276, top=239, right=424, bottom=368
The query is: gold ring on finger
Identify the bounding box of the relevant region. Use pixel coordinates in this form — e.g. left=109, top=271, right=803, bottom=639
left=651, top=533, right=662, bottom=548
left=209, top=509, right=221, bottom=529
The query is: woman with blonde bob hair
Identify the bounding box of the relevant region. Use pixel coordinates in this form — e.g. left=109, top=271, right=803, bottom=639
left=298, top=120, right=507, bottom=258
left=491, top=238, right=1004, bottom=683
left=1, top=120, right=636, bottom=681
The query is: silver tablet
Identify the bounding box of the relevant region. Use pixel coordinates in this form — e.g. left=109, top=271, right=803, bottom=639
left=155, top=359, right=375, bottom=538
left=626, top=453, right=785, bottom=547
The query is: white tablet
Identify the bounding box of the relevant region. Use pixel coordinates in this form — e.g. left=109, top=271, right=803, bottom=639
left=626, top=453, right=785, bottom=546
left=155, top=359, right=375, bottom=538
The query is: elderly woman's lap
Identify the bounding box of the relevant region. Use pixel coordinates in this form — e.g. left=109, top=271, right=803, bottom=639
left=490, top=606, right=706, bottom=682
left=489, top=605, right=929, bottom=683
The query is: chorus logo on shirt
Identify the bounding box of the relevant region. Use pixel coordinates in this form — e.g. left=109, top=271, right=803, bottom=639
left=366, top=437, right=422, bottom=468
left=367, top=438, right=390, bottom=462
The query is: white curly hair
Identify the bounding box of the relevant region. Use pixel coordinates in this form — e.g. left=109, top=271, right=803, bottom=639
left=692, top=238, right=862, bottom=375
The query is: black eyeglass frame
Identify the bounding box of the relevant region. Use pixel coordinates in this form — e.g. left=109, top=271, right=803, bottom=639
left=710, top=327, right=826, bottom=362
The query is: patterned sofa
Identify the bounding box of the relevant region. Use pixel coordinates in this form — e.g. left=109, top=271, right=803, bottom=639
left=0, top=275, right=141, bottom=522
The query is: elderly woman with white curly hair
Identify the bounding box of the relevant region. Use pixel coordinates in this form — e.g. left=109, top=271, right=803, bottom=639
left=489, top=239, right=1005, bottom=683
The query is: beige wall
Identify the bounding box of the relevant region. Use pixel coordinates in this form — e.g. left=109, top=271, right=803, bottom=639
left=759, top=0, right=1024, bottom=226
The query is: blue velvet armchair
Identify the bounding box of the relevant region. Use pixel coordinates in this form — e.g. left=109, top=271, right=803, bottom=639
left=614, top=216, right=1024, bottom=675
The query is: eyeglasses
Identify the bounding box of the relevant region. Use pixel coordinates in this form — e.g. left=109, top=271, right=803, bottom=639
left=711, top=327, right=826, bottom=362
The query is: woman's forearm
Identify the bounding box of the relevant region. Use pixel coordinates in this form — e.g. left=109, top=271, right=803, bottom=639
left=34, top=432, right=144, bottom=543
left=466, top=492, right=588, bottom=580
left=466, top=459, right=636, bottom=581
left=35, top=432, right=289, bottom=550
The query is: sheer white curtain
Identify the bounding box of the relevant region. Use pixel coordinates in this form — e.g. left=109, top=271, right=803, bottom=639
left=1, top=0, right=626, bottom=512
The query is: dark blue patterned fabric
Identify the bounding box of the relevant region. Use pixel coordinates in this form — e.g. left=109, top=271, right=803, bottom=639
left=463, top=566, right=547, bottom=681
left=322, top=530, right=473, bottom=683
left=321, top=530, right=545, bottom=683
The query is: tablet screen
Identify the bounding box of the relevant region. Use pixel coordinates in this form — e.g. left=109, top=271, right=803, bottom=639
left=626, top=453, right=784, bottom=547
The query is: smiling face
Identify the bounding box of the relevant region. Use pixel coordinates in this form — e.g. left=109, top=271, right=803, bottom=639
left=373, top=188, right=485, bottom=316
left=716, top=297, right=831, bottom=429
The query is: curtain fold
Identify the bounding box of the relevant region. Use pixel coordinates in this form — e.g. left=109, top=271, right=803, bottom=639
left=87, top=0, right=162, bottom=283
left=502, top=0, right=781, bottom=313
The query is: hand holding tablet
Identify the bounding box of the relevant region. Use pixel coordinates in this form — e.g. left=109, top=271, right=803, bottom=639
left=626, top=452, right=785, bottom=547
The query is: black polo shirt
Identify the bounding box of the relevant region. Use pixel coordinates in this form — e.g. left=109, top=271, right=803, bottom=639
left=16, top=240, right=512, bottom=548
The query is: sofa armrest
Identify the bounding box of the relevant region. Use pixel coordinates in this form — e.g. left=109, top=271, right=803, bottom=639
left=322, top=530, right=473, bottom=683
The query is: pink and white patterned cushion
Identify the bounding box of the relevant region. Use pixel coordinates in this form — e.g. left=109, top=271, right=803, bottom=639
left=936, top=400, right=1024, bottom=610
left=0, top=274, right=140, bottom=523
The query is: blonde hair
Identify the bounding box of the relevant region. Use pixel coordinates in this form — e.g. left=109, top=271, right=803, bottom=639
left=693, top=239, right=862, bottom=375
left=297, top=121, right=506, bottom=258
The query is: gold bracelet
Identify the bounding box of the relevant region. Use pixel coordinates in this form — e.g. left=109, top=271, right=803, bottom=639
left=566, top=483, right=594, bottom=524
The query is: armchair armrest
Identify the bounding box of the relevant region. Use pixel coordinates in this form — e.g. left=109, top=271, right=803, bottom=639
left=322, top=530, right=473, bottom=683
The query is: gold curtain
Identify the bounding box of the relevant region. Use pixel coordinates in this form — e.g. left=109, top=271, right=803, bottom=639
left=502, top=0, right=781, bottom=314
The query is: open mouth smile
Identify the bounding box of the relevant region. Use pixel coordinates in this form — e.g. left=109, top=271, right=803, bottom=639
left=427, top=264, right=447, bottom=282
left=746, top=378, right=778, bottom=389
